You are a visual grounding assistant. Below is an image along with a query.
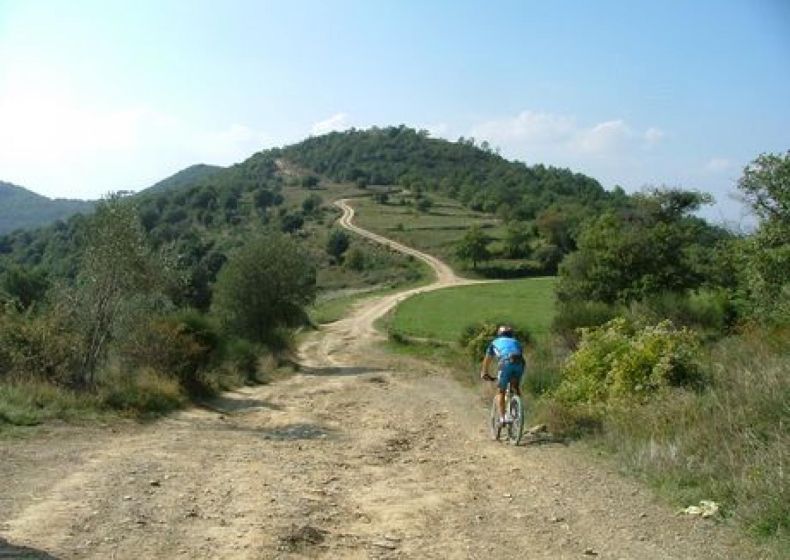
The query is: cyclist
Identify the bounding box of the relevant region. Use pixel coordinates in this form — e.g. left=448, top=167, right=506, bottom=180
left=479, top=325, right=525, bottom=425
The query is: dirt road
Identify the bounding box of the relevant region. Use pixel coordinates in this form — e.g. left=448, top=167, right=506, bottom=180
left=1, top=200, right=755, bottom=559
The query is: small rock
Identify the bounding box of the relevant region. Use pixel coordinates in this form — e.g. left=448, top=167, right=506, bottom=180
left=123, top=495, right=132, bottom=501
left=149, top=480, right=161, bottom=487
left=372, top=540, right=398, bottom=550
left=503, top=493, right=512, bottom=499
left=551, top=515, right=565, bottom=523
left=584, top=548, right=598, bottom=556
left=639, top=512, right=647, bottom=518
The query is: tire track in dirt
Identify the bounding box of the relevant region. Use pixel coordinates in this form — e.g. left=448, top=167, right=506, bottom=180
left=0, top=198, right=761, bottom=559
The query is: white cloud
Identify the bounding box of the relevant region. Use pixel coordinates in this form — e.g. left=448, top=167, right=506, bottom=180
left=573, top=119, right=633, bottom=154
left=644, top=127, right=665, bottom=145
left=471, top=110, right=575, bottom=146
left=705, top=157, right=732, bottom=173
left=470, top=110, right=663, bottom=164
left=311, top=113, right=352, bottom=136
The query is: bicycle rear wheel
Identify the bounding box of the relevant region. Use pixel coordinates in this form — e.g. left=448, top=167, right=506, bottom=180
left=489, top=396, right=503, bottom=441
left=507, top=395, right=524, bottom=445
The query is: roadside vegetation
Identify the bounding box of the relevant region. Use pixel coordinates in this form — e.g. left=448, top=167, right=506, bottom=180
left=0, top=145, right=427, bottom=427
left=388, top=151, right=786, bottom=550
left=0, top=127, right=785, bottom=551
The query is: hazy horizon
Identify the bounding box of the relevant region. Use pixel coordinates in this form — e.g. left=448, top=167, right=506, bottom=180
left=1, top=0, right=788, bottom=227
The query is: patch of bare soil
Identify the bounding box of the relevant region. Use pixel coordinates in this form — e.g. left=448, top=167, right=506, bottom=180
left=0, top=200, right=761, bottom=558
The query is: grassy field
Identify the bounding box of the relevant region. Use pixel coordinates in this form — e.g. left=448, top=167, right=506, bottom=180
left=351, top=194, right=521, bottom=276
left=386, top=277, right=556, bottom=343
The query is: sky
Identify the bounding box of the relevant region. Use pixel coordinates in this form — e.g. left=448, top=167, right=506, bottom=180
left=1, top=0, right=788, bottom=226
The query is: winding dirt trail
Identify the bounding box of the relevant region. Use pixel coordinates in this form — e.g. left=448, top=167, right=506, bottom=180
left=0, top=200, right=756, bottom=559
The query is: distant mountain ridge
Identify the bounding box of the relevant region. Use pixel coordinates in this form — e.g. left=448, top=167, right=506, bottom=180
left=0, top=181, right=95, bottom=234
left=0, top=165, right=224, bottom=234
left=139, top=164, right=224, bottom=195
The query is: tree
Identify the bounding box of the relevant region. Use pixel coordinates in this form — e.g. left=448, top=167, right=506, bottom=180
left=212, top=232, right=316, bottom=342
left=556, top=189, right=721, bottom=304
left=456, top=226, right=491, bottom=269
left=280, top=212, right=304, bottom=233
left=415, top=196, right=433, bottom=213
left=302, top=193, right=323, bottom=215
left=738, top=152, right=790, bottom=224
left=253, top=188, right=274, bottom=210
left=70, top=195, right=165, bottom=385
left=0, top=265, right=49, bottom=310
left=326, top=229, right=350, bottom=262
left=373, top=191, right=389, bottom=204
left=736, top=152, right=790, bottom=323
left=345, top=247, right=366, bottom=271
left=503, top=222, right=534, bottom=259
left=301, top=175, right=320, bottom=189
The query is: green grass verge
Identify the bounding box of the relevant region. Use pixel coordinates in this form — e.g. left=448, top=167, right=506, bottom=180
left=385, top=277, right=556, bottom=342
left=351, top=195, right=523, bottom=276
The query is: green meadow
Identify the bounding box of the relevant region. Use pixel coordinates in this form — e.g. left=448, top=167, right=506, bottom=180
left=351, top=194, right=506, bottom=273
left=386, top=277, right=556, bottom=343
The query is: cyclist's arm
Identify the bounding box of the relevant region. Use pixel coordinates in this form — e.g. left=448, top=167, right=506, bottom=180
left=480, top=353, right=494, bottom=379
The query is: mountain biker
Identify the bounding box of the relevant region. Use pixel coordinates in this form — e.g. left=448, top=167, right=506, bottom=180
left=479, top=325, right=525, bottom=426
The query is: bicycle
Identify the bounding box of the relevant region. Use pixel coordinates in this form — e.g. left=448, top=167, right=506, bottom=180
left=482, top=373, right=524, bottom=445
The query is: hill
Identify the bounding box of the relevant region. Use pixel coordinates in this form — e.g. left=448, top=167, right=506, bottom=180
left=0, top=181, right=95, bottom=235
left=139, top=164, right=224, bottom=195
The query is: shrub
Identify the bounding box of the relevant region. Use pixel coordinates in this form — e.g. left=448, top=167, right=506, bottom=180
left=116, top=310, right=219, bottom=390
left=0, top=307, right=80, bottom=385
left=626, top=290, right=735, bottom=339
left=553, top=318, right=705, bottom=407
left=597, top=328, right=789, bottom=544
left=101, top=368, right=186, bottom=415
left=345, top=247, right=366, bottom=271
left=223, top=338, right=260, bottom=381
left=551, top=300, right=620, bottom=348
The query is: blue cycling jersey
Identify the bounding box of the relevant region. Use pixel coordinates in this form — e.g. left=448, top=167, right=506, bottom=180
left=486, top=336, right=523, bottom=362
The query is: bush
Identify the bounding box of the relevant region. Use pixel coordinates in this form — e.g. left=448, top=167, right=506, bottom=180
left=101, top=368, right=186, bottom=415
left=223, top=338, right=260, bottom=381
left=596, top=329, right=789, bottom=544
left=551, top=300, right=620, bottom=348
left=553, top=318, right=705, bottom=407
left=0, top=307, right=80, bottom=385
left=116, top=309, right=220, bottom=390
left=345, top=247, right=366, bottom=271
left=626, top=290, right=735, bottom=339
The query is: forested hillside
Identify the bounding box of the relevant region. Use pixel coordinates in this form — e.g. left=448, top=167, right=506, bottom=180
left=0, top=181, right=95, bottom=234
left=139, top=164, right=224, bottom=195
left=282, top=127, right=631, bottom=271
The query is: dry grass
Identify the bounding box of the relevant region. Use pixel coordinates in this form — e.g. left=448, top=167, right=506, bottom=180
left=596, top=328, right=788, bottom=548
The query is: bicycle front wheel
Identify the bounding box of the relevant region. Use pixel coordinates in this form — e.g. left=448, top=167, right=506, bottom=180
left=507, top=395, right=524, bottom=445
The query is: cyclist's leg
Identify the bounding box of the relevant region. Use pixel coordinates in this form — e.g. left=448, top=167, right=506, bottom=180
left=510, top=372, right=522, bottom=396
